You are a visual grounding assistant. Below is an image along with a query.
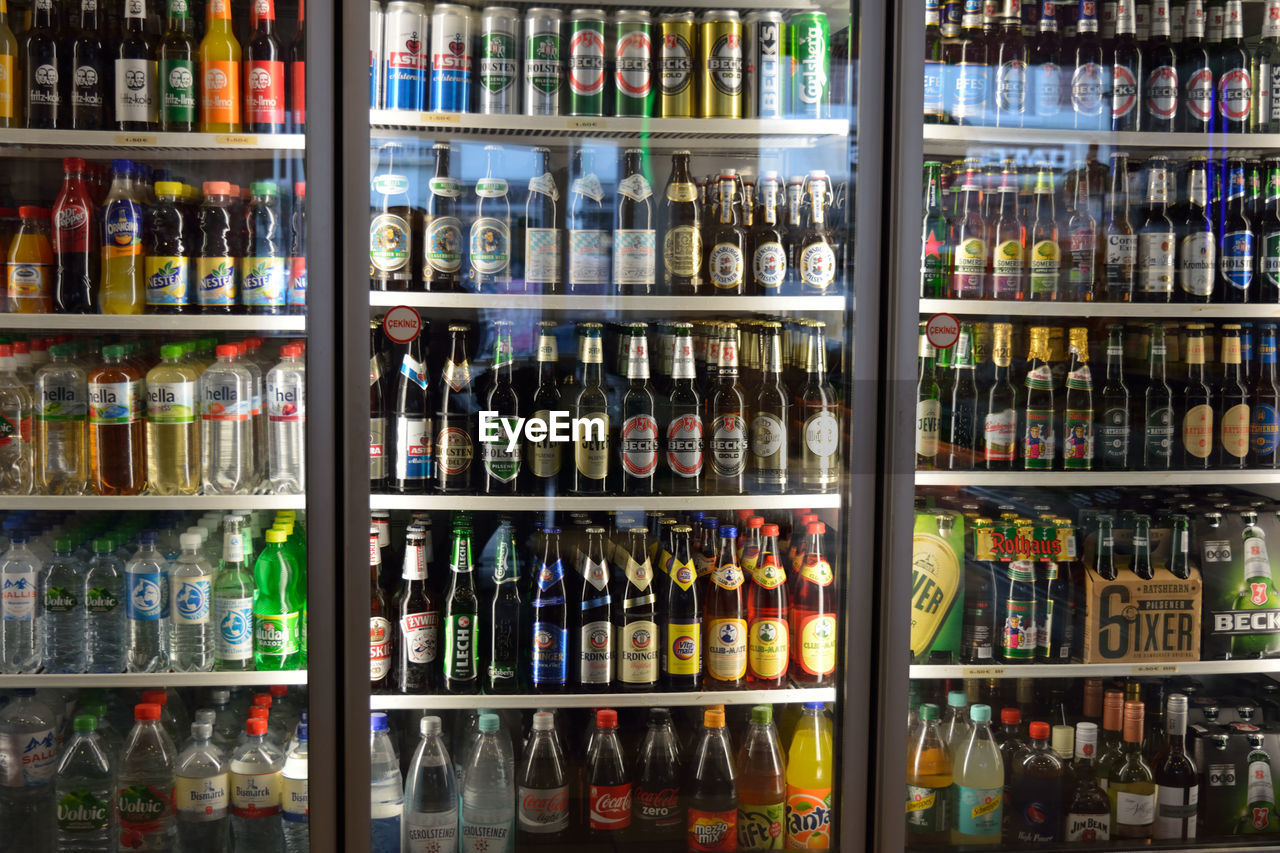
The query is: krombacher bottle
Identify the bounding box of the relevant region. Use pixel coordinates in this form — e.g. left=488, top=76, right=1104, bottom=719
left=708, top=171, right=746, bottom=294
left=620, top=323, right=658, bottom=494
left=527, top=321, right=563, bottom=494
left=984, top=322, right=1017, bottom=469
left=1181, top=323, right=1214, bottom=467
left=665, top=322, right=704, bottom=493
left=443, top=524, right=479, bottom=694
left=572, top=322, right=609, bottom=493
left=1144, top=324, right=1175, bottom=469
left=1064, top=327, right=1094, bottom=470
left=1219, top=324, right=1250, bottom=468
left=709, top=324, right=747, bottom=494
left=798, top=321, right=841, bottom=488
left=663, top=150, right=702, bottom=294
left=1099, top=324, right=1130, bottom=470
left=423, top=143, right=463, bottom=292
left=481, top=320, right=521, bottom=494
left=1023, top=326, right=1055, bottom=470
left=1176, top=157, right=1215, bottom=302
left=436, top=323, right=475, bottom=492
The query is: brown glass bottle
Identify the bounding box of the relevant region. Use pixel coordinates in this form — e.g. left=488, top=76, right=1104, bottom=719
left=662, top=150, right=702, bottom=294
left=435, top=323, right=476, bottom=493
left=708, top=171, right=747, bottom=294
left=369, top=528, right=392, bottom=694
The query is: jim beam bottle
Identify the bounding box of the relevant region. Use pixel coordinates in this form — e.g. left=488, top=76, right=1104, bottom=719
left=573, top=322, right=610, bottom=494
left=984, top=322, right=1018, bottom=469
left=436, top=323, right=476, bottom=493
left=528, top=321, right=564, bottom=495
left=751, top=322, right=789, bottom=491
left=1023, top=326, right=1056, bottom=470
left=1066, top=722, right=1113, bottom=841
left=664, top=150, right=703, bottom=294
left=797, top=322, right=840, bottom=489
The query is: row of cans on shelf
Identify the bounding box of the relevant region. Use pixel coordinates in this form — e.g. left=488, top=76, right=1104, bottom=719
left=369, top=2, right=835, bottom=119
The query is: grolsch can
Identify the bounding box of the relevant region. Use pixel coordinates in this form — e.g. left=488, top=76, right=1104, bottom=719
left=659, top=12, right=696, bottom=117
left=744, top=11, right=785, bottom=119
left=524, top=8, right=564, bottom=116
left=614, top=11, right=654, bottom=116
left=430, top=3, right=473, bottom=112
left=788, top=10, right=831, bottom=117
left=478, top=6, right=520, bottom=114
left=568, top=9, right=608, bottom=116
left=370, top=0, right=385, bottom=109
left=699, top=10, right=744, bottom=118
left=383, top=1, right=428, bottom=111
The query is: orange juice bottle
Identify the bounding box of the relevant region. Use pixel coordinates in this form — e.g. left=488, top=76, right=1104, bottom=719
left=905, top=703, right=951, bottom=847
left=198, top=0, right=241, bottom=132
left=786, top=702, right=835, bottom=848
left=7, top=206, right=53, bottom=313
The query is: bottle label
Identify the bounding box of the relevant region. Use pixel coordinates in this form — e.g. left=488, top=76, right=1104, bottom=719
left=124, top=570, right=165, bottom=621
left=172, top=577, right=210, bottom=625
left=1221, top=230, right=1255, bottom=289
left=253, top=610, right=301, bottom=656
left=43, top=581, right=75, bottom=613
left=1178, top=231, right=1214, bottom=295
left=524, top=227, right=561, bottom=285
left=1248, top=759, right=1272, bottom=811
left=201, top=376, right=250, bottom=421
left=666, top=414, right=704, bottom=477
left=954, top=60, right=990, bottom=120
left=1145, top=65, right=1178, bottom=119
left=1071, top=62, right=1105, bottom=114
left=215, top=595, right=253, bottom=661
left=174, top=772, right=228, bottom=820
left=575, top=413, right=609, bottom=480
left=621, top=413, right=659, bottom=477
left=406, top=810, right=458, bottom=852
left=1115, top=790, right=1155, bottom=826
left=983, top=408, right=1016, bottom=460
left=54, top=197, right=94, bottom=253
left=619, top=618, right=659, bottom=683
left=996, top=59, right=1027, bottom=112
left=787, top=785, right=833, bottom=846
left=1063, top=408, right=1094, bottom=468
left=1023, top=408, right=1054, bottom=468
left=748, top=617, right=788, bottom=678
left=89, top=380, right=142, bottom=425
left=240, top=257, right=287, bottom=307
left=708, top=413, right=747, bottom=477
left=57, top=788, right=113, bottom=833
left=370, top=615, right=392, bottom=681
left=799, top=613, right=838, bottom=675
left=689, top=807, right=738, bottom=851
left=144, top=256, right=190, bottom=306
left=1219, top=66, right=1253, bottom=121
left=201, top=59, right=240, bottom=125
left=0, top=56, right=13, bottom=119
left=370, top=416, right=387, bottom=479
left=1253, top=403, right=1280, bottom=457
left=114, top=58, right=157, bottom=123
left=469, top=218, right=511, bottom=276
left=196, top=257, right=237, bottom=306
left=115, top=783, right=174, bottom=839
left=1066, top=812, right=1111, bottom=841
left=664, top=225, right=703, bottom=278
left=957, top=785, right=1001, bottom=837
left=443, top=612, right=477, bottom=682
left=399, top=610, right=438, bottom=664
left=85, top=584, right=118, bottom=616
left=435, top=426, right=473, bottom=477
left=916, top=399, right=940, bottom=457
left=568, top=229, right=611, bottom=286
left=1222, top=402, right=1251, bottom=459
left=579, top=619, right=613, bottom=683
left=37, top=378, right=87, bottom=423
left=160, top=58, right=196, bottom=122
left=370, top=213, right=410, bottom=272
left=531, top=621, right=568, bottom=685
left=1111, top=61, right=1138, bottom=118
left=103, top=198, right=143, bottom=259
left=394, top=416, right=431, bottom=482
left=664, top=620, right=700, bottom=675
left=924, top=59, right=945, bottom=117
left=738, top=801, right=784, bottom=849
left=800, top=241, right=836, bottom=290
left=614, top=229, right=656, bottom=286
left=247, top=59, right=286, bottom=124
left=1154, top=783, right=1198, bottom=837
left=1003, top=592, right=1037, bottom=658
left=710, top=242, right=745, bottom=289
left=991, top=240, right=1023, bottom=297
left=281, top=774, right=307, bottom=823
left=230, top=770, right=281, bottom=818
left=0, top=565, right=35, bottom=620
left=519, top=785, right=569, bottom=834
left=425, top=216, right=463, bottom=274
left=1182, top=402, right=1213, bottom=458
left=146, top=379, right=195, bottom=424
left=1138, top=232, right=1176, bottom=293
left=589, top=783, right=632, bottom=831
left=754, top=241, right=787, bottom=289
left=481, top=420, right=521, bottom=482
left=528, top=408, right=562, bottom=478
left=1029, top=239, right=1060, bottom=297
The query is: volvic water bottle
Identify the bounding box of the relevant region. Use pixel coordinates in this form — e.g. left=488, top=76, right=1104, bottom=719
left=116, top=703, right=178, bottom=851
left=53, top=714, right=114, bottom=851
left=266, top=342, right=306, bottom=494
left=169, top=531, right=214, bottom=671
left=41, top=535, right=86, bottom=672
left=34, top=342, right=89, bottom=495
left=461, top=713, right=514, bottom=853
left=282, top=718, right=310, bottom=853
left=1, top=535, right=42, bottom=672
left=84, top=538, right=125, bottom=673
left=124, top=531, right=169, bottom=672
left=229, top=718, right=285, bottom=851
left=371, top=712, right=404, bottom=852
left=404, top=715, right=458, bottom=853
left=200, top=344, right=256, bottom=495
left=0, top=689, right=58, bottom=849
left=175, top=720, right=229, bottom=853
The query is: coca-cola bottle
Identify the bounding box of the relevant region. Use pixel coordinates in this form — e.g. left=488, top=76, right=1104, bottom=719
left=517, top=710, right=570, bottom=844
left=632, top=707, right=683, bottom=841
left=685, top=707, right=738, bottom=851
left=586, top=709, right=631, bottom=839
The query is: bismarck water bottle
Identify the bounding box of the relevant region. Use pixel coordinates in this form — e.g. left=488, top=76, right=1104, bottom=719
left=0, top=534, right=42, bottom=672
left=267, top=342, right=306, bottom=494
left=175, top=720, right=230, bottom=853
left=201, top=344, right=257, bottom=495
left=116, top=703, right=178, bottom=852
left=404, top=715, right=458, bottom=853
left=0, top=689, right=58, bottom=850
left=170, top=531, right=215, bottom=671
left=370, top=712, right=403, bottom=853
left=54, top=714, right=114, bottom=851
left=84, top=538, right=126, bottom=672
left=281, top=718, right=310, bottom=853
left=229, top=717, right=285, bottom=852
left=125, top=531, right=170, bottom=672
left=41, top=535, right=85, bottom=673
left=461, top=713, right=515, bottom=853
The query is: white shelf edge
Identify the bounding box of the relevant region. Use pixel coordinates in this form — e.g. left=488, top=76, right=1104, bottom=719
left=369, top=292, right=847, bottom=313
left=0, top=671, right=308, bottom=688
left=369, top=493, right=842, bottom=511
left=917, top=298, right=1278, bottom=319
left=915, top=471, right=1280, bottom=487
left=0, top=128, right=305, bottom=152
left=0, top=314, right=307, bottom=332
left=370, top=687, right=836, bottom=710
left=0, top=495, right=306, bottom=510
left=923, top=124, right=1280, bottom=151
left=911, top=660, right=1280, bottom=680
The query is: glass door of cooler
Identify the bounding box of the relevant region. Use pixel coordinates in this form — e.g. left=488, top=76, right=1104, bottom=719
left=0, top=0, right=339, bottom=850
left=352, top=0, right=871, bottom=849
left=879, top=0, right=1280, bottom=850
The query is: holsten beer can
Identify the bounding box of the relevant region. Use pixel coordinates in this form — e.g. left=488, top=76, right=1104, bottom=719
left=789, top=10, right=830, bottom=118
left=568, top=8, right=608, bottom=116
left=478, top=6, right=520, bottom=114
left=382, top=0, right=428, bottom=111
left=613, top=10, right=653, bottom=117
left=744, top=10, right=785, bottom=119
left=658, top=12, right=696, bottom=118
left=698, top=10, right=744, bottom=118
left=524, top=8, right=564, bottom=116
left=370, top=0, right=384, bottom=109
left=430, top=3, right=473, bottom=112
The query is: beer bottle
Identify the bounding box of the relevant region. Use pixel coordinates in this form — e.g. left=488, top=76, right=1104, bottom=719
left=370, top=320, right=388, bottom=491
left=1095, top=515, right=1119, bottom=580
left=1252, top=323, right=1280, bottom=467
left=1103, top=152, right=1136, bottom=301
left=990, top=161, right=1026, bottom=300
left=708, top=324, right=747, bottom=494
left=747, top=524, right=789, bottom=688
left=619, top=323, right=659, bottom=495
left=245, top=0, right=284, bottom=133
left=984, top=322, right=1018, bottom=468
left=1176, top=157, right=1215, bottom=302
left=663, top=150, right=702, bottom=294
left=1181, top=323, right=1215, bottom=466
left=1167, top=515, right=1192, bottom=579
left=1178, top=0, right=1213, bottom=132
left=576, top=526, right=613, bottom=692
left=485, top=520, right=521, bottom=693
left=753, top=171, right=789, bottom=295
left=1109, top=0, right=1142, bottom=131
left=1230, top=513, right=1280, bottom=657
left=946, top=322, right=979, bottom=470
left=616, top=147, right=656, bottom=294
left=797, top=322, right=841, bottom=489
left=157, top=0, right=196, bottom=132
left=368, top=528, right=393, bottom=693
left=1028, top=0, right=1062, bottom=126
left=531, top=528, right=569, bottom=694
left=619, top=528, right=659, bottom=691
left=1129, top=513, right=1154, bottom=580
left=115, top=0, right=158, bottom=130
left=1029, top=165, right=1061, bottom=300
left=394, top=530, right=438, bottom=694
left=951, top=160, right=988, bottom=298
left=567, top=147, right=610, bottom=295
left=1144, top=0, right=1178, bottom=130
left=370, top=141, right=415, bottom=292
left=1258, top=159, right=1280, bottom=302
left=391, top=320, right=431, bottom=493
left=470, top=144, right=513, bottom=293
left=573, top=322, right=610, bottom=494
left=1257, top=0, right=1280, bottom=133
left=22, top=0, right=60, bottom=129
left=1136, top=157, right=1175, bottom=303
left=1095, top=324, right=1129, bottom=470
left=1214, top=0, right=1251, bottom=132
left=1063, top=327, right=1095, bottom=470
left=68, top=0, right=107, bottom=130
left=993, top=0, right=1028, bottom=126
left=1023, top=325, right=1056, bottom=470
left=528, top=321, right=564, bottom=495
left=1144, top=324, right=1176, bottom=469
left=665, top=322, right=704, bottom=494
left=795, top=171, right=838, bottom=295
left=661, top=525, right=701, bottom=691
left=522, top=146, right=562, bottom=293
left=1220, top=159, right=1256, bottom=302
left=1219, top=323, right=1251, bottom=468
left=751, top=322, right=789, bottom=491
left=423, top=143, right=463, bottom=292
left=926, top=0, right=947, bottom=122
left=443, top=524, right=479, bottom=694
left=1072, top=0, right=1109, bottom=129
left=436, top=322, right=476, bottom=493
left=482, top=320, right=521, bottom=494
left=954, top=0, right=991, bottom=125
left=1065, top=164, right=1099, bottom=300
left=920, top=162, right=950, bottom=298
left=708, top=171, right=747, bottom=294
left=784, top=176, right=805, bottom=291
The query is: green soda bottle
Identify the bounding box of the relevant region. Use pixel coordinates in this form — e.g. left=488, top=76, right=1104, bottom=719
left=252, top=527, right=302, bottom=669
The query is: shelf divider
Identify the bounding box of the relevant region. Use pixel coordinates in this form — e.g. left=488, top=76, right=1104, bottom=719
left=370, top=686, right=837, bottom=710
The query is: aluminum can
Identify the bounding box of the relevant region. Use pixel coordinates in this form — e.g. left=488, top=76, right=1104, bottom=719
left=567, top=8, right=607, bottom=116
left=383, top=1, right=428, bottom=111
left=613, top=10, right=653, bottom=117
left=744, top=10, right=784, bottom=119
left=370, top=0, right=385, bottom=109
left=658, top=12, right=696, bottom=117
left=698, top=10, right=743, bottom=118
left=479, top=6, right=520, bottom=114
left=430, top=3, right=473, bottom=112
left=788, top=10, right=830, bottom=117
left=524, top=8, right=564, bottom=115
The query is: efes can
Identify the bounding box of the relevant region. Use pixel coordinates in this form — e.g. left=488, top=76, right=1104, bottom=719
left=567, top=8, right=607, bottom=116
left=429, top=3, right=473, bottom=112
left=788, top=10, right=831, bottom=118
left=659, top=12, right=696, bottom=118
left=524, top=7, right=563, bottom=116
left=478, top=6, right=520, bottom=115
left=370, top=0, right=384, bottom=109
left=744, top=10, right=784, bottom=119
left=698, top=10, right=744, bottom=118
left=613, top=10, right=653, bottom=117
left=382, top=1, right=428, bottom=111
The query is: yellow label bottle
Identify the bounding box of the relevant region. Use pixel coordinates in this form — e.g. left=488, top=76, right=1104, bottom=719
left=0, top=0, right=16, bottom=125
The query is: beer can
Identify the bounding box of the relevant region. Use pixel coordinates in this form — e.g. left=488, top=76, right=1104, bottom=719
left=568, top=9, right=607, bottom=116
left=383, top=0, right=428, bottom=111
left=430, top=3, right=473, bottom=112
left=524, top=8, right=563, bottom=116
left=370, top=0, right=384, bottom=109
left=743, top=10, right=784, bottom=119
left=698, top=10, right=743, bottom=118
left=658, top=12, right=696, bottom=118
left=613, top=10, right=653, bottom=117
left=788, top=10, right=831, bottom=118
left=479, top=7, right=520, bottom=114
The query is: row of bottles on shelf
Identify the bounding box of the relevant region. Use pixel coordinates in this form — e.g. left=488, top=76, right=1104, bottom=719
left=372, top=316, right=841, bottom=496
left=0, top=0, right=306, bottom=132
left=4, top=157, right=306, bottom=315
left=371, top=143, right=845, bottom=296
left=370, top=506, right=837, bottom=696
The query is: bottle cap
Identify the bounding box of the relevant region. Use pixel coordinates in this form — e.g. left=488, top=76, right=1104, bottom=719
left=421, top=716, right=442, bottom=737
left=281, top=343, right=303, bottom=358
left=947, top=690, right=968, bottom=708
left=1028, top=721, right=1050, bottom=740
left=596, top=709, right=618, bottom=728
left=247, top=719, right=268, bottom=736
left=478, top=714, right=499, bottom=733
left=969, top=704, right=991, bottom=724
left=253, top=695, right=271, bottom=710
left=216, top=344, right=236, bottom=358
left=203, top=181, right=232, bottom=196
left=249, top=708, right=268, bottom=721
left=808, top=521, right=827, bottom=535
left=155, top=181, right=182, bottom=197
left=270, top=685, right=288, bottom=698
left=720, top=526, right=737, bottom=539
left=370, top=712, right=389, bottom=732
left=266, top=529, right=287, bottom=543
left=160, top=343, right=183, bottom=360
left=803, top=702, right=825, bottom=711
left=751, top=705, right=772, bottom=725
left=250, top=180, right=279, bottom=196
left=532, top=711, right=555, bottom=732
left=192, top=721, right=213, bottom=740
left=180, top=532, right=201, bottom=550
left=704, top=708, right=726, bottom=728
left=748, top=516, right=764, bottom=529
left=134, top=703, right=161, bottom=721
left=111, top=159, right=134, bottom=174
left=295, top=182, right=305, bottom=197
left=763, top=524, right=780, bottom=536
left=73, top=714, right=97, bottom=732
left=17, top=205, right=43, bottom=219
left=63, top=157, right=86, bottom=171
left=54, top=536, right=71, bottom=551
left=92, top=538, right=112, bottom=553
left=194, top=710, right=215, bottom=725
left=1051, top=725, right=1074, bottom=758
left=918, top=703, right=940, bottom=722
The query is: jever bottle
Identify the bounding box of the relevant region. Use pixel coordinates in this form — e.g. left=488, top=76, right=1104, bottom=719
left=436, top=322, right=476, bottom=492
left=88, top=344, right=144, bottom=495
left=115, top=0, right=158, bottom=131
left=52, top=157, right=98, bottom=313
left=245, top=0, right=285, bottom=133
left=198, top=0, right=241, bottom=132
left=665, top=150, right=703, bottom=294
left=443, top=525, right=480, bottom=693
left=576, top=525, right=614, bottom=692
left=687, top=707, right=738, bottom=851
left=22, top=0, right=61, bottom=129
left=619, top=527, right=659, bottom=691
left=159, top=0, right=197, bottom=132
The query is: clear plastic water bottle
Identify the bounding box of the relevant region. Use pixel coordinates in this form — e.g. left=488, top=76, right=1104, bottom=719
left=371, top=712, right=403, bottom=853
left=0, top=689, right=58, bottom=849
left=53, top=713, right=114, bottom=851
left=175, top=720, right=230, bottom=853
left=266, top=343, right=306, bottom=494
left=116, top=703, right=178, bottom=851
left=230, top=717, right=285, bottom=852
left=404, top=715, right=458, bottom=853
left=234, top=341, right=268, bottom=485
left=84, top=538, right=126, bottom=673
left=0, top=344, right=34, bottom=494
left=41, top=535, right=85, bottom=673
left=208, top=689, right=240, bottom=754
left=34, top=342, right=90, bottom=495
left=200, top=344, right=257, bottom=495
left=0, top=535, right=42, bottom=672
left=80, top=701, right=126, bottom=760
left=281, top=717, right=309, bottom=853
left=170, top=531, right=215, bottom=671
left=125, top=531, right=170, bottom=673
left=461, top=713, right=514, bottom=853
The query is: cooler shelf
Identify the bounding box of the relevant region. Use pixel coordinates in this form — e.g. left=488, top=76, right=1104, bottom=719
left=0, top=128, right=305, bottom=158
left=0, top=671, right=308, bottom=688
left=0, top=495, right=306, bottom=510
left=910, top=660, right=1278, bottom=680
left=370, top=291, right=848, bottom=314
left=370, top=686, right=836, bottom=710
left=917, top=298, right=1279, bottom=319
left=0, top=314, right=307, bottom=332
left=914, top=471, right=1280, bottom=487
left=923, top=124, right=1280, bottom=154
left=369, top=493, right=842, bottom=511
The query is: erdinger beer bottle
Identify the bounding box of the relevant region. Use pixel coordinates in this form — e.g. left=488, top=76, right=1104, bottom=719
left=619, top=527, right=659, bottom=691
left=620, top=323, right=659, bottom=495
left=436, top=323, right=476, bottom=493
left=576, top=526, right=614, bottom=692
left=482, top=320, right=521, bottom=494
left=573, top=323, right=610, bottom=494
left=531, top=528, right=569, bottom=694
left=664, top=150, right=703, bottom=294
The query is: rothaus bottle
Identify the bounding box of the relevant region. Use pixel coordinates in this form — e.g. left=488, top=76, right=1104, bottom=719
left=470, top=144, right=513, bottom=293
left=1144, top=324, right=1176, bottom=469
left=1178, top=0, right=1214, bottom=132
left=1215, top=0, right=1253, bottom=133
left=423, top=143, right=463, bottom=292
left=68, top=0, right=107, bottom=130
left=1218, top=324, right=1251, bottom=468
left=392, top=322, right=431, bottom=493
left=753, top=171, right=789, bottom=293
left=1023, top=325, right=1056, bottom=469
left=1110, top=0, right=1143, bottom=130
left=619, top=323, right=659, bottom=495
left=798, top=321, right=841, bottom=488
left=443, top=524, right=479, bottom=694
left=482, top=320, right=521, bottom=494
left=993, top=0, right=1028, bottom=126
left=22, top=0, right=61, bottom=128
left=663, top=150, right=702, bottom=294
left=708, top=171, right=747, bottom=294
left=527, top=321, right=563, bottom=495
left=115, top=0, right=158, bottom=131
left=1220, top=159, right=1256, bottom=302
left=1103, top=152, right=1136, bottom=300
left=1144, top=0, right=1178, bottom=130
left=1257, top=159, right=1280, bottom=301
left=751, top=322, right=789, bottom=491
left=1176, top=157, right=1215, bottom=302
left=1136, top=157, right=1175, bottom=303
left=1252, top=323, right=1280, bottom=468
left=709, top=324, right=747, bottom=494
left=436, top=323, right=476, bottom=493
left=1181, top=323, right=1215, bottom=467
left=523, top=146, right=561, bottom=293
left=1099, top=324, right=1131, bottom=469
left=615, top=147, right=655, bottom=294
left=567, top=148, right=610, bottom=295
left=1072, top=0, right=1109, bottom=129
left=485, top=521, right=521, bottom=693
left=572, top=323, right=610, bottom=494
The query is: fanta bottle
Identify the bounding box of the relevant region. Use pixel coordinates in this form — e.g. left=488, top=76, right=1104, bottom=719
left=198, top=0, right=241, bottom=132
left=196, top=182, right=237, bottom=313
left=100, top=160, right=145, bottom=315
left=785, top=703, right=833, bottom=848
left=6, top=206, right=52, bottom=313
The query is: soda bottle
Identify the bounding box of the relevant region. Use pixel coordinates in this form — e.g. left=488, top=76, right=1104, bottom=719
left=86, top=344, right=144, bottom=494
left=952, top=703, right=1003, bottom=843
left=101, top=160, right=146, bottom=314
left=53, top=157, right=99, bottom=313
left=144, top=343, right=198, bottom=494
left=404, top=715, right=458, bottom=851
left=229, top=717, right=284, bottom=849
left=200, top=344, right=256, bottom=494
left=168, top=531, right=213, bottom=671
left=21, top=0, right=60, bottom=128
left=55, top=713, right=114, bottom=851
left=0, top=533, right=40, bottom=672
left=0, top=346, right=31, bottom=494
left=790, top=521, right=837, bottom=685
left=158, top=0, right=197, bottom=131
left=253, top=527, right=302, bottom=669
left=174, top=719, right=229, bottom=852
left=662, top=524, right=702, bottom=689
left=213, top=516, right=254, bottom=671
left=469, top=144, right=513, bottom=293
left=0, top=1, right=14, bottom=128
left=906, top=702, right=950, bottom=845
left=460, top=712, right=514, bottom=851
left=786, top=703, right=833, bottom=848
left=245, top=0, right=285, bottom=132
left=517, top=710, right=569, bottom=843
left=240, top=181, right=287, bottom=314
left=287, top=0, right=305, bottom=131
left=116, top=703, right=178, bottom=852
left=281, top=715, right=309, bottom=852
left=686, top=707, right=738, bottom=851
left=746, top=524, right=789, bottom=687
left=41, top=536, right=85, bottom=672
left=196, top=182, right=238, bottom=313
left=34, top=343, right=89, bottom=494
left=0, top=689, right=56, bottom=848
left=632, top=707, right=682, bottom=839
left=531, top=527, right=569, bottom=693
left=288, top=182, right=307, bottom=312
left=587, top=708, right=632, bottom=838
left=199, top=0, right=241, bottom=132
left=7, top=206, right=53, bottom=313
left=145, top=181, right=191, bottom=313
left=486, top=520, right=521, bottom=693
left=736, top=705, right=785, bottom=850
left=704, top=525, right=747, bottom=689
